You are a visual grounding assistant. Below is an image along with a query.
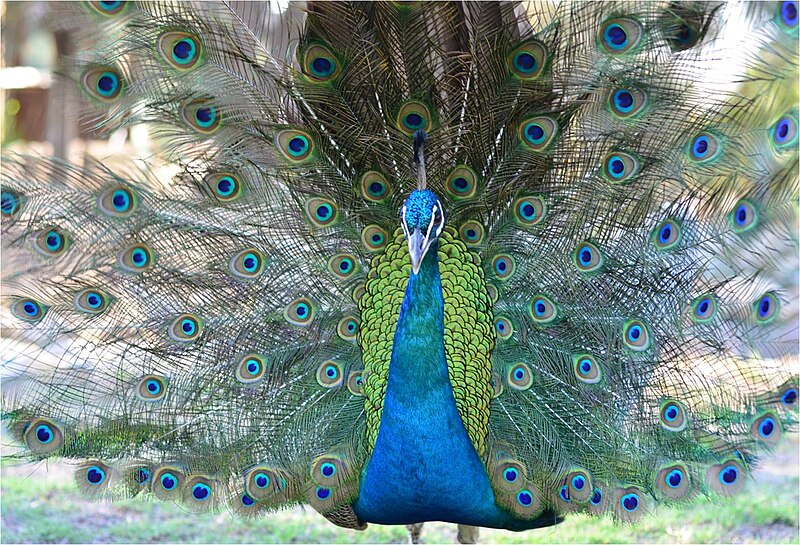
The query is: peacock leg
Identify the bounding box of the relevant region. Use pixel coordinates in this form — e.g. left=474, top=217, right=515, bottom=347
left=406, top=523, right=424, bottom=544
left=456, top=525, right=479, bottom=544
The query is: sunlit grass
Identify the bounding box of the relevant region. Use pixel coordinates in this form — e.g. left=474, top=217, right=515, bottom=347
left=2, top=438, right=797, bottom=544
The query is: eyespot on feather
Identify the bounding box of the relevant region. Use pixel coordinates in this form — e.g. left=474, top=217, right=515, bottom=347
left=655, top=463, right=691, bottom=500
left=753, top=291, right=779, bottom=324
left=361, top=225, right=388, bottom=251
left=168, top=314, right=203, bottom=342
left=360, top=171, right=392, bottom=202
left=602, top=151, right=641, bottom=184
left=1, top=189, right=24, bottom=217
left=284, top=297, right=315, bottom=326
left=573, top=241, right=604, bottom=273
left=10, top=297, right=48, bottom=323
left=659, top=400, right=689, bottom=432
left=304, top=197, right=338, bottom=228
left=276, top=129, right=314, bottom=162
left=118, top=243, right=155, bottom=272
left=328, top=254, right=358, bottom=280
left=529, top=294, right=557, bottom=324
left=80, top=66, right=124, bottom=102
left=135, top=374, right=168, bottom=401
left=652, top=219, right=682, bottom=251
left=519, top=116, right=558, bottom=150
left=512, top=196, right=546, bottom=227
left=158, top=31, right=204, bottom=71
left=202, top=173, right=244, bottom=203
left=573, top=354, right=602, bottom=384
left=98, top=185, right=137, bottom=217
left=152, top=466, right=186, bottom=500
left=507, top=39, right=548, bottom=79
left=751, top=412, right=782, bottom=446
left=687, top=132, right=723, bottom=163
left=33, top=226, right=71, bottom=257
left=623, top=319, right=651, bottom=351
left=181, top=98, right=222, bottom=134
left=458, top=221, right=485, bottom=246
left=608, top=87, right=648, bottom=118
left=347, top=370, right=365, bottom=396
left=229, top=249, right=265, bottom=279
left=74, top=288, right=112, bottom=314
left=316, top=361, right=343, bottom=388
left=706, top=459, right=745, bottom=496
left=599, top=17, right=644, bottom=54
left=445, top=166, right=479, bottom=199
left=337, top=316, right=359, bottom=343
left=396, top=101, right=433, bottom=135
left=23, top=418, right=64, bottom=456
left=507, top=363, right=533, bottom=391
left=301, top=43, right=341, bottom=81
left=85, top=1, right=129, bottom=16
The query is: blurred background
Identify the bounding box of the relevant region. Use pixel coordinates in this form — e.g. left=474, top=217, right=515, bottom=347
left=1, top=1, right=798, bottom=544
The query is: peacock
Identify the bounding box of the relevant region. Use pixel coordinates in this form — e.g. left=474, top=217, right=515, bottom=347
left=2, top=0, right=798, bottom=542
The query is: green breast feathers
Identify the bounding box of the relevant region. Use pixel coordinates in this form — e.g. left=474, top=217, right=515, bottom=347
left=358, top=227, right=494, bottom=456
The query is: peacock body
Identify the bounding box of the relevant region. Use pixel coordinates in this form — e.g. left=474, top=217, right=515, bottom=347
left=1, top=0, right=799, bottom=538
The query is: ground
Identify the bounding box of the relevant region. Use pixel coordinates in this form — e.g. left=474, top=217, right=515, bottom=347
left=1, top=437, right=798, bottom=544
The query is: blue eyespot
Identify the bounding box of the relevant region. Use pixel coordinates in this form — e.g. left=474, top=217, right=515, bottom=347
left=96, top=71, right=119, bottom=97
left=161, top=473, right=177, bottom=490
left=664, top=404, right=678, bottom=421
left=172, top=38, right=197, bottom=64
left=517, top=490, right=534, bottom=506
left=688, top=132, right=721, bottom=162
left=503, top=468, right=519, bottom=483
left=559, top=484, right=571, bottom=502
left=1, top=190, right=21, bottom=216
left=620, top=492, right=639, bottom=512
left=320, top=463, right=336, bottom=478
left=613, top=90, right=634, bottom=113
left=781, top=1, right=798, bottom=28
left=316, top=204, right=332, bottom=221
left=134, top=467, right=151, bottom=484
left=719, top=465, right=738, bottom=485
left=525, top=122, right=546, bottom=144
left=692, top=294, right=717, bottom=323
left=758, top=416, right=776, bottom=438
left=607, top=155, right=626, bottom=178
left=604, top=24, right=628, bottom=49
left=571, top=475, right=586, bottom=490
left=146, top=379, right=161, bottom=395
left=195, top=106, right=217, bottom=128
left=404, top=113, right=425, bottom=130
left=666, top=469, right=683, bottom=488
left=192, top=483, right=211, bottom=501
left=590, top=489, right=603, bottom=505
left=628, top=325, right=641, bottom=341
left=254, top=473, right=270, bottom=488
left=35, top=424, right=54, bottom=444
left=754, top=292, right=779, bottom=323
left=513, top=52, right=537, bottom=73
left=573, top=353, right=601, bottom=385
left=782, top=388, right=798, bottom=405
left=17, top=299, right=43, bottom=320
left=132, top=249, right=148, bottom=266
left=288, top=136, right=309, bottom=156
left=311, top=57, right=333, bottom=76
left=86, top=465, right=106, bottom=485
left=241, top=493, right=255, bottom=506
left=492, top=254, right=515, bottom=280
left=316, top=487, right=331, bottom=500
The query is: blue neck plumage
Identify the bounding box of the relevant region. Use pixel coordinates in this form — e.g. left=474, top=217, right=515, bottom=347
left=354, top=242, right=518, bottom=528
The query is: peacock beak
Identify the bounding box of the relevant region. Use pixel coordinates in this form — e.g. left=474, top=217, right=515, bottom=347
left=407, top=227, right=431, bottom=275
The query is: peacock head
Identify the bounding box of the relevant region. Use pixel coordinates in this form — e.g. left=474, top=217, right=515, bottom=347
left=401, top=189, right=445, bottom=275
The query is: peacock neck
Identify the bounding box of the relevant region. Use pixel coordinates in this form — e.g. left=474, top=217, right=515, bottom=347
left=354, top=242, right=511, bottom=527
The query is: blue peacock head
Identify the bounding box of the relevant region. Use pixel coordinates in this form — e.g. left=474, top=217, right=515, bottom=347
left=401, top=189, right=445, bottom=275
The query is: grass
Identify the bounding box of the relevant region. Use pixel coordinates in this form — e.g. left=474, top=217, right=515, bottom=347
left=1, top=438, right=798, bottom=544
